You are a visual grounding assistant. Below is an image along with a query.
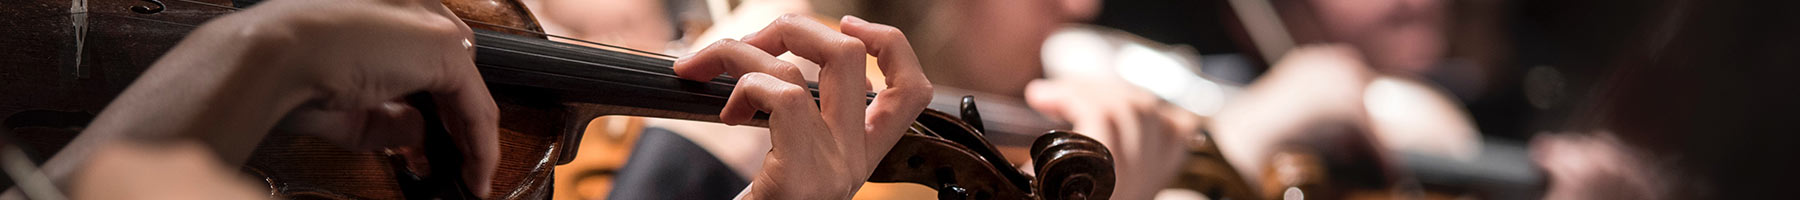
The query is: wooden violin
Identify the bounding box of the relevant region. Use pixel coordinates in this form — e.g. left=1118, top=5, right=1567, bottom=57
left=0, top=0, right=1118, bottom=199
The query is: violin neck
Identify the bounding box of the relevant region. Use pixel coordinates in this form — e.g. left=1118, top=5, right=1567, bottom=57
left=471, top=29, right=1066, bottom=146
left=471, top=29, right=756, bottom=124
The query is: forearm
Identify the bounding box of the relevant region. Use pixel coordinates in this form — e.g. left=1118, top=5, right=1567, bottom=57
left=37, top=16, right=313, bottom=186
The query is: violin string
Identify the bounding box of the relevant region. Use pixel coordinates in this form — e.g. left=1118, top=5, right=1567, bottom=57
left=460, top=20, right=678, bottom=60
left=101, top=0, right=737, bottom=99
left=168, top=0, right=238, bottom=10
left=160, top=0, right=678, bottom=60
left=102, top=12, right=201, bottom=28
left=473, top=33, right=741, bottom=99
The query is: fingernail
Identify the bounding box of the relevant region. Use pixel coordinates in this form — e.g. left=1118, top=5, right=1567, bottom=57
left=842, top=15, right=869, bottom=24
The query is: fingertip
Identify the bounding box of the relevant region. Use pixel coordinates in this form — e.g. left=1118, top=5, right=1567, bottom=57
left=464, top=127, right=499, bottom=199
left=671, top=57, right=720, bottom=81
left=720, top=105, right=753, bottom=126
left=841, top=15, right=869, bottom=24
left=779, top=13, right=804, bottom=21
left=1024, top=79, right=1061, bottom=102
left=432, top=84, right=500, bottom=199
left=465, top=166, right=494, bottom=198
left=672, top=66, right=712, bottom=81
left=719, top=82, right=759, bottom=126
left=674, top=55, right=693, bottom=66
left=1024, top=80, right=1071, bottom=116
left=463, top=133, right=498, bottom=199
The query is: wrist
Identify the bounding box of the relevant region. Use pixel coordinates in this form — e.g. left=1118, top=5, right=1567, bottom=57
left=197, top=20, right=313, bottom=109
left=35, top=10, right=318, bottom=188
left=112, top=15, right=317, bottom=160
left=747, top=170, right=856, bottom=199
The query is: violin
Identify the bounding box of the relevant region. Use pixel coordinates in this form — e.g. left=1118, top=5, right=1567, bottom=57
left=0, top=0, right=1118, bottom=199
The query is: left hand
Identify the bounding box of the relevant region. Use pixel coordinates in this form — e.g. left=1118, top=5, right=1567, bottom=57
left=672, top=15, right=932, bottom=199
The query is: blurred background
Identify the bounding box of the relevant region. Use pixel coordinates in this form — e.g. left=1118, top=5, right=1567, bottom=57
left=525, top=0, right=1800, bottom=199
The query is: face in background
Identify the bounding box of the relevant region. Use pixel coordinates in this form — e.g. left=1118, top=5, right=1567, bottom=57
left=523, top=0, right=677, bottom=52
left=876, top=0, right=1099, bottom=97
left=1283, top=0, right=1447, bottom=74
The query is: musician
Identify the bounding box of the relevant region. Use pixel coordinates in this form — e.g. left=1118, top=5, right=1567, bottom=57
left=5, top=0, right=931, bottom=199
left=859, top=0, right=1698, bottom=199
left=853, top=0, right=1487, bottom=199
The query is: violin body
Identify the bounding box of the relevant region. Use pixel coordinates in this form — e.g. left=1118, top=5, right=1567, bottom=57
left=0, top=0, right=1118, bottom=199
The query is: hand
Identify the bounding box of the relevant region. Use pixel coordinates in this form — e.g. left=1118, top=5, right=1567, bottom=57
left=1025, top=77, right=1201, bottom=200
left=30, top=0, right=499, bottom=197
left=249, top=0, right=501, bottom=195
left=1208, top=45, right=1387, bottom=189
left=672, top=15, right=931, bottom=199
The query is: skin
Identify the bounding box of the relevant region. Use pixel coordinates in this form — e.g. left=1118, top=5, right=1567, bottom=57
left=1025, top=78, right=1201, bottom=200
left=1209, top=45, right=1383, bottom=185
left=9, top=0, right=932, bottom=198
left=881, top=0, right=1206, bottom=198
left=24, top=0, right=501, bottom=197
left=909, top=0, right=1442, bottom=197
left=1302, top=0, right=1445, bottom=74
left=674, top=15, right=932, bottom=198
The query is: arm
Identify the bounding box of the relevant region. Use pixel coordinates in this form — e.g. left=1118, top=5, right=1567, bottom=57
left=37, top=11, right=315, bottom=189
left=25, top=0, right=502, bottom=197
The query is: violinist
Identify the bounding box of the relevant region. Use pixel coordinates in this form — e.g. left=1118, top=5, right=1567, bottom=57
left=856, top=0, right=1735, bottom=198
left=850, top=0, right=1490, bottom=198
left=4, top=0, right=931, bottom=199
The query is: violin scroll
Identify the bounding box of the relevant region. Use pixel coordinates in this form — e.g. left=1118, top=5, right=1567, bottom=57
left=870, top=97, right=1116, bottom=199
left=1030, top=130, right=1115, bottom=200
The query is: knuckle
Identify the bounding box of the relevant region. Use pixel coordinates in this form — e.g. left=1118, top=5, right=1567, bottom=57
left=718, top=38, right=747, bottom=47
left=458, top=21, right=474, bottom=36
left=422, top=17, right=464, bottom=37
left=829, top=38, right=868, bottom=58
left=904, top=85, right=934, bottom=107
left=872, top=25, right=906, bottom=40
left=774, top=13, right=807, bottom=25
left=911, top=84, right=935, bottom=99
left=773, top=84, right=813, bottom=108
left=740, top=72, right=778, bottom=84
left=771, top=14, right=807, bottom=29
left=474, top=102, right=501, bottom=121
left=228, top=21, right=300, bottom=48
left=771, top=62, right=805, bottom=81
left=705, top=38, right=743, bottom=50
left=744, top=73, right=812, bottom=108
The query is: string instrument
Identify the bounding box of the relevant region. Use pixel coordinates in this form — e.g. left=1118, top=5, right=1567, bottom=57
left=0, top=0, right=1118, bottom=199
